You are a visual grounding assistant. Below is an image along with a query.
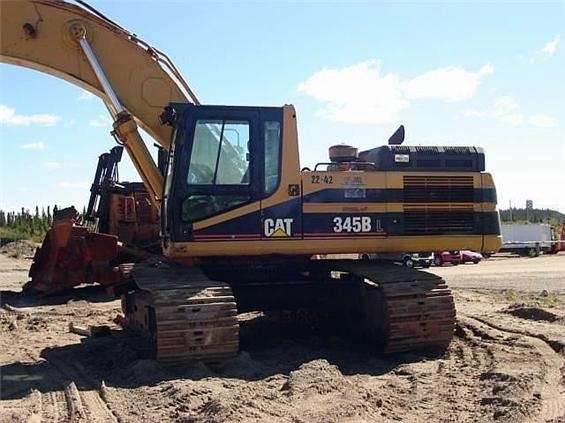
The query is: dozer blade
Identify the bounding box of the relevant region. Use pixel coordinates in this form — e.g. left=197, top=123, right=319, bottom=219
left=25, top=207, right=120, bottom=295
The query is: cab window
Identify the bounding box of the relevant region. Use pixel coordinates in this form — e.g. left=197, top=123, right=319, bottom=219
left=187, top=119, right=250, bottom=186
left=182, top=194, right=250, bottom=222
left=264, top=121, right=281, bottom=194
left=182, top=119, right=251, bottom=222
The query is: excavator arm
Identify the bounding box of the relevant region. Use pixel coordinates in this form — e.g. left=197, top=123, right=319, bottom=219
left=0, top=0, right=199, bottom=204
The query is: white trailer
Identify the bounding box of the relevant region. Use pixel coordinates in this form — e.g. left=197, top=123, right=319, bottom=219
left=500, top=223, right=553, bottom=256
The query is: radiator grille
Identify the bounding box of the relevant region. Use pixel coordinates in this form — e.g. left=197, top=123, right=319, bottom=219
left=403, top=175, right=474, bottom=203
left=403, top=206, right=475, bottom=234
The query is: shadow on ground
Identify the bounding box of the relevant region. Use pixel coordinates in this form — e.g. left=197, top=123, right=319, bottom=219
left=0, top=312, right=444, bottom=400
left=1, top=284, right=114, bottom=308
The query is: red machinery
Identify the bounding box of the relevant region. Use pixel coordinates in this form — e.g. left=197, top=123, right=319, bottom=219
left=550, top=224, right=565, bottom=254
left=25, top=147, right=160, bottom=295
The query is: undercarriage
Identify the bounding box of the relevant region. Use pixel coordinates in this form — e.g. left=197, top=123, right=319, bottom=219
left=119, top=259, right=456, bottom=363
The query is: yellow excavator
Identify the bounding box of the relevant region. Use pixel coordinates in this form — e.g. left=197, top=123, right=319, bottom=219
left=1, top=0, right=501, bottom=363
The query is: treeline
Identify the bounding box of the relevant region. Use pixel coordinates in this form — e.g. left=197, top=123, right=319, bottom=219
left=499, top=208, right=564, bottom=226
left=0, top=206, right=79, bottom=243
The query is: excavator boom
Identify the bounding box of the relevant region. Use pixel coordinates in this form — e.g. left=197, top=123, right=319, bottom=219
left=1, top=0, right=197, bottom=147
left=1, top=0, right=199, bottom=204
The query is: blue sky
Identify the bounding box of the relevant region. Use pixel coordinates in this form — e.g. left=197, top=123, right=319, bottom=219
left=1, top=1, right=564, bottom=212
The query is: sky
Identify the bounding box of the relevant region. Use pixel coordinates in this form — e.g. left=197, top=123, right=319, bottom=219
left=1, top=0, right=564, bottom=212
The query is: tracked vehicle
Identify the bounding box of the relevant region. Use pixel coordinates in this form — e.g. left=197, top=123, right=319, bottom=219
left=1, top=0, right=501, bottom=363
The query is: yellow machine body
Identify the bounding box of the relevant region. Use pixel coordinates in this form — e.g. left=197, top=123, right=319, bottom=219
left=163, top=106, right=501, bottom=259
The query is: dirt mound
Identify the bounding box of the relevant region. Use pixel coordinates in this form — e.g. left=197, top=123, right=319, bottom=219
left=503, top=304, right=560, bottom=322
left=158, top=358, right=385, bottom=423
left=281, top=359, right=350, bottom=397
left=0, top=240, right=39, bottom=259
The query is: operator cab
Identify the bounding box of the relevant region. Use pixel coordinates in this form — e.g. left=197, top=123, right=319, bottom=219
left=161, top=104, right=286, bottom=242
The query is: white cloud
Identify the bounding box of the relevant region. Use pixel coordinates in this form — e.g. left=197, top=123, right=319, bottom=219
left=297, top=60, right=493, bottom=124
left=20, top=142, right=45, bottom=150
left=89, top=114, right=112, bottom=127
left=464, top=97, right=524, bottom=126
left=56, top=181, right=89, bottom=189
left=402, top=64, right=494, bottom=102
left=529, top=114, right=558, bottom=128
left=464, top=97, right=558, bottom=128
left=297, top=60, right=408, bottom=124
left=0, top=104, right=60, bottom=126
left=43, top=161, right=61, bottom=171
left=77, top=90, right=96, bottom=101
left=540, top=36, right=560, bottom=57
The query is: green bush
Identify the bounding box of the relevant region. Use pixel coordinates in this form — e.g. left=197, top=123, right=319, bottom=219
left=0, top=206, right=57, bottom=243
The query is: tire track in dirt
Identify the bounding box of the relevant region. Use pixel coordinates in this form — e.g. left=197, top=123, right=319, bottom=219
left=1, top=347, right=118, bottom=422
left=43, top=391, right=68, bottom=422
left=0, top=387, right=70, bottom=422
left=467, top=313, right=565, bottom=354
left=460, top=314, right=565, bottom=422
left=429, top=334, right=496, bottom=420
left=47, top=356, right=119, bottom=423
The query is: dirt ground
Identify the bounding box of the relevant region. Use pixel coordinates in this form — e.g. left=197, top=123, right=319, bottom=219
left=1, top=251, right=564, bottom=423
left=433, top=254, right=565, bottom=293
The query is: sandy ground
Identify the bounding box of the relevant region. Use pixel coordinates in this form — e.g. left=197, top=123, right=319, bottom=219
left=0, top=251, right=564, bottom=422
left=431, top=254, right=565, bottom=293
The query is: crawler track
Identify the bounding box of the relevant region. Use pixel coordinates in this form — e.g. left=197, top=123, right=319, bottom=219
left=379, top=279, right=455, bottom=352
left=335, top=261, right=456, bottom=353
left=122, top=261, right=239, bottom=364
left=122, top=259, right=454, bottom=363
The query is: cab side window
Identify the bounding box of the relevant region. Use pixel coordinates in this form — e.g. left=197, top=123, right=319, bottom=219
left=264, top=121, right=281, bottom=195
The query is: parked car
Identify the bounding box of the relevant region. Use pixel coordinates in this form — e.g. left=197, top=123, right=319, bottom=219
left=460, top=250, right=483, bottom=264
left=402, top=253, right=433, bottom=268
left=360, top=252, right=433, bottom=268
left=433, top=251, right=461, bottom=266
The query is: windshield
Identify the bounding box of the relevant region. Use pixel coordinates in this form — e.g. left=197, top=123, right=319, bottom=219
left=188, top=119, right=250, bottom=186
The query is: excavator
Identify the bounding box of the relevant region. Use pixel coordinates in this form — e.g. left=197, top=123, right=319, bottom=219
left=1, top=0, right=501, bottom=363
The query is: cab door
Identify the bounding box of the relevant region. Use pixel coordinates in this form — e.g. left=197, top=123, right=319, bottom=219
left=259, top=107, right=302, bottom=240
left=168, top=105, right=263, bottom=242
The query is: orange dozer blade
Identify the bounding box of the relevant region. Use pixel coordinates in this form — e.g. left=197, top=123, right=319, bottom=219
left=25, top=208, right=120, bottom=295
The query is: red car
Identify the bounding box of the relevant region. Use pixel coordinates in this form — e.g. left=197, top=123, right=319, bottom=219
left=433, top=251, right=462, bottom=266
left=460, top=250, right=483, bottom=264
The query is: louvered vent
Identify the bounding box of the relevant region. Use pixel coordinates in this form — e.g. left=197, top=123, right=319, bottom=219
left=403, top=205, right=475, bottom=234
left=403, top=175, right=474, bottom=203
left=414, top=146, right=440, bottom=153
